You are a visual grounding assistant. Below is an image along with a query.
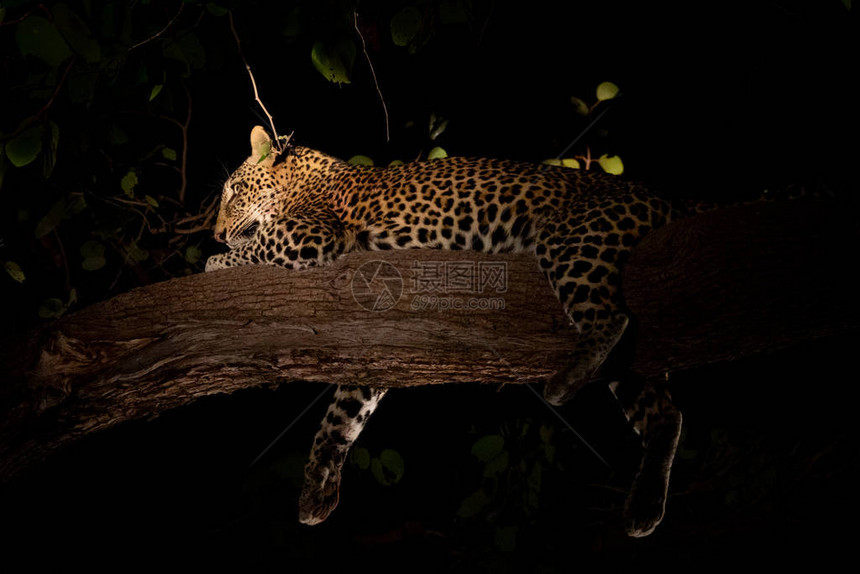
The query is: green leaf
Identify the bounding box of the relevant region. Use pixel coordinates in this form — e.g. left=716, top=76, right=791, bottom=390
left=391, top=6, right=422, bottom=47
left=206, top=3, right=228, bottom=17
left=388, top=160, right=404, bottom=167
left=82, top=256, right=106, bottom=271
left=351, top=446, right=371, bottom=470
left=144, top=195, right=159, bottom=208
left=67, top=194, right=87, bottom=215
left=543, top=444, right=556, bottom=464
left=4, top=261, right=26, bottom=283
left=597, top=154, right=623, bottom=175
left=570, top=96, right=590, bottom=115
left=16, top=16, right=73, bottom=66
left=184, top=245, right=202, bottom=265
left=561, top=158, right=581, bottom=169
left=439, top=0, right=471, bottom=24
left=483, top=450, right=509, bottom=477
left=163, top=32, right=207, bottom=77
left=0, top=149, right=7, bottom=190
left=0, top=7, right=6, bottom=24
left=108, top=124, right=129, bottom=146
left=541, top=158, right=562, bottom=166
left=34, top=198, right=66, bottom=238
left=457, top=488, right=490, bottom=518
left=841, top=0, right=851, bottom=10
left=54, top=3, right=101, bottom=63
left=429, top=113, right=448, bottom=140
left=311, top=38, right=355, bottom=84
left=256, top=140, right=272, bottom=164
left=427, top=146, right=448, bottom=160
left=471, top=434, right=505, bottom=462
left=161, top=146, right=176, bottom=161
left=127, top=241, right=149, bottom=263
left=149, top=84, right=163, bottom=101
left=596, top=81, right=620, bottom=101
left=370, top=449, right=405, bottom=486
left=42, top=121, right=60, bottom=179
left=80, top=239, right=105, bottom=258
left=121, top=170, right=138, bottom=197
left=6, top=125, right=43, bottom=167
left=347, top=154, right=374, bottom=166
left=38, top=297, right=67, bottom=319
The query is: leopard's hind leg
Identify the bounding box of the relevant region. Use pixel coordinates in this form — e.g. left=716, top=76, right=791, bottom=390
left=610, top=377, right=683, bottom=537
left=537, top=192, right=669, bottom=405
left=536, top=208, right=631, bottom=405
left=298, top=385, right=387, bottom=525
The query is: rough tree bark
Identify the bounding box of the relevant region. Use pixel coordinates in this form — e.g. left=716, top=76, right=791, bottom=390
left=1, top=199, right=856, bottom=481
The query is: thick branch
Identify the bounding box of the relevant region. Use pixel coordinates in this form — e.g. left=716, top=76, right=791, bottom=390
left=1, top=198, right=856, bottom=480
left=622, top=198, right=859, bottom=375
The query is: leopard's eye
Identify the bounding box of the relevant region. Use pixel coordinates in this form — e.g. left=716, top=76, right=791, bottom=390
left=224, top=180, right=248, bottom=206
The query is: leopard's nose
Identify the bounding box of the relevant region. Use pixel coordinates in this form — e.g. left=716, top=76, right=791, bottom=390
left=214, top=230, right=227, bottom=243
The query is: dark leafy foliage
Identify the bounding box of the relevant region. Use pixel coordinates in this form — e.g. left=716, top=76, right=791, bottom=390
left=0, top=0, right=488, bottom=332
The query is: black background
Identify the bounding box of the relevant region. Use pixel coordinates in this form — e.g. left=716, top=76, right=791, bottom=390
left=2, top=1, right=858, bottom=571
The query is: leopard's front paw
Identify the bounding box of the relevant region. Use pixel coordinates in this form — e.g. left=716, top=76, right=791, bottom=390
left=298, top=461, right=342, bottom=526
left=204, top=254, right=227, bottom=272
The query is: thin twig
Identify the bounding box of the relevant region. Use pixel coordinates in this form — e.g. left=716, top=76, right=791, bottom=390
left=173, top=195, right=218, bottom=227
left=51, top=228, right=71, bottom=293
left=353, top=10, right=390, bottom=142
left=0, top=3, right=49, bottom=27
left=227, top=11, right=286, bottom=154
left=476, top=0, right=495, bottom=46
left=36, top=55, right=77, bottom=120
left=177, top=81, right=192, bottom=203
left=0, top=55, right=77, bottom=143
left=174, top=202, right=217, bottom=235
left=128, top=3, right=184, bottom=50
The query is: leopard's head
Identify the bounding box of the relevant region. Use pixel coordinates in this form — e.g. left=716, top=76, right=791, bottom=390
left=213, top=126, right=286, bottom=247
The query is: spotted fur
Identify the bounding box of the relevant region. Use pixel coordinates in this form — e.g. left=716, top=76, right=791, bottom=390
left=206, top=126, right=683, bottom=536
left=297, top=386, right=387, bottom=526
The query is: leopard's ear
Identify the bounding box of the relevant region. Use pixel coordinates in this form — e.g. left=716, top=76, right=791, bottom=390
left=250, top=125, right=275, bottom=166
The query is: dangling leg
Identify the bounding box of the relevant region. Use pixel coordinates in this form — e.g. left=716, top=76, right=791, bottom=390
left=535, top=209, right=632, bottom=405
left=298, top=385, right=388, bottom=525
left=609, top=377, right=683, bottom=537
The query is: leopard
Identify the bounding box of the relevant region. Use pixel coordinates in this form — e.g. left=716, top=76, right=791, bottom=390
left=205, top=125, right=684, bottom=538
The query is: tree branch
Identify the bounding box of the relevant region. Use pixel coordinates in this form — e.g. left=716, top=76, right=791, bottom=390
left=227, top=11, right=288, bottom=154
left=128, top=2, right=184, bottom=51
left=354, top=10, right=390, bottom=142
left=1, top=199, right=856, bottom=481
